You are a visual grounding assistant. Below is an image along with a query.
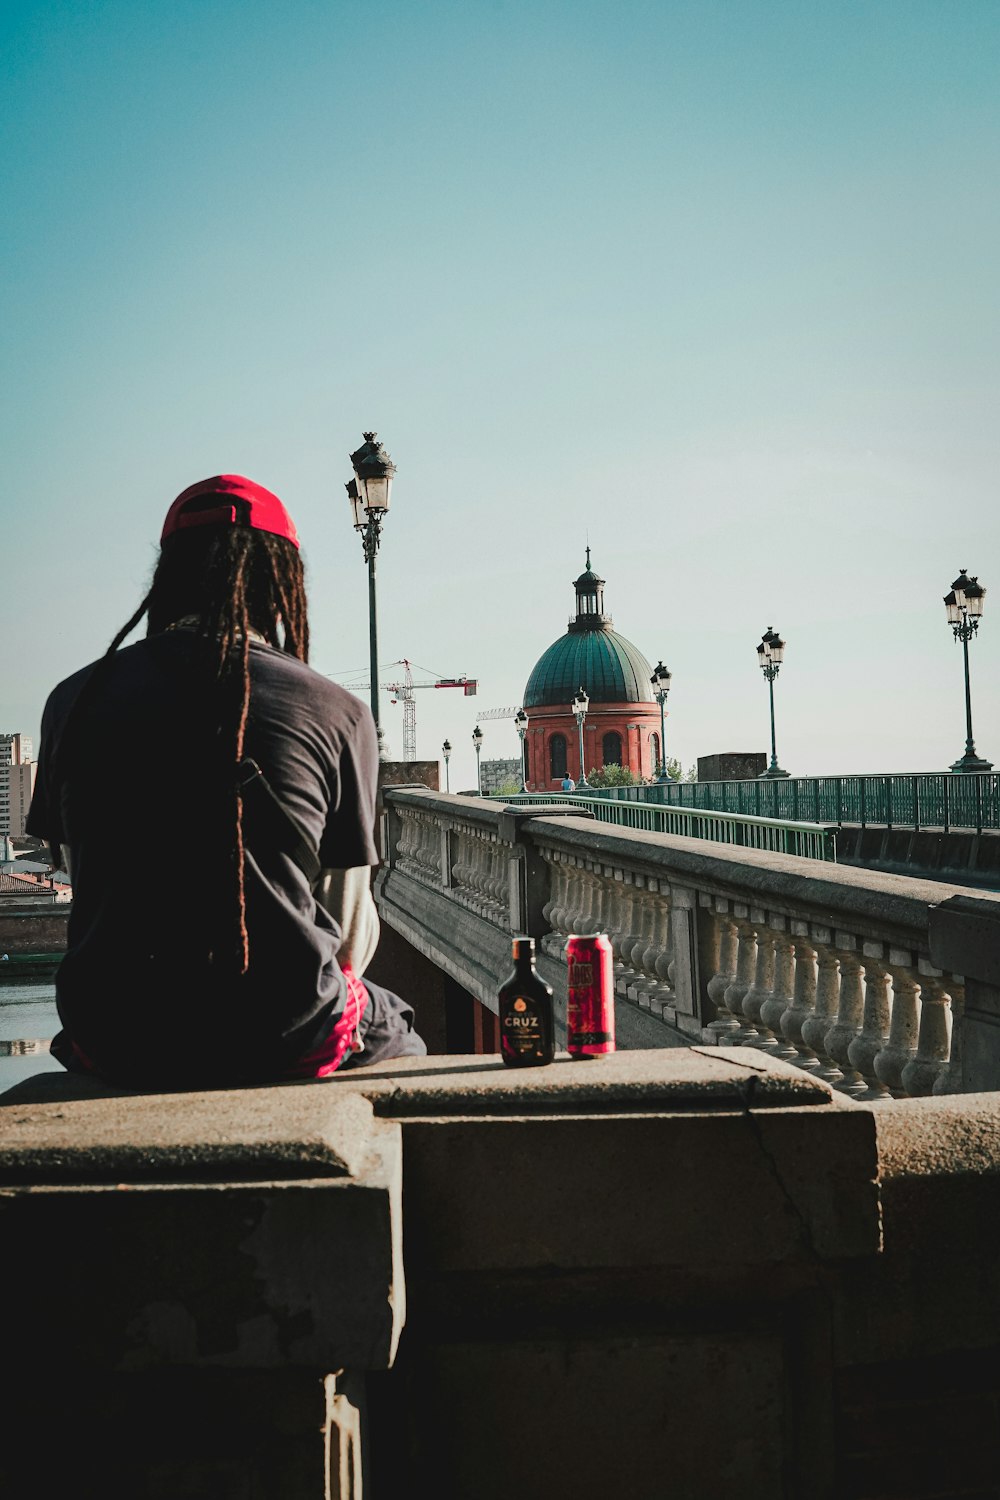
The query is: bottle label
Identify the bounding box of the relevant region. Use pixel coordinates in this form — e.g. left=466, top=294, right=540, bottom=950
left=501, top=994, right=548, bottom=1062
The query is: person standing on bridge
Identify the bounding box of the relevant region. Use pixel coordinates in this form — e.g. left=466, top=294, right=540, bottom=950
left=27, top=475, right=425, bottom=1086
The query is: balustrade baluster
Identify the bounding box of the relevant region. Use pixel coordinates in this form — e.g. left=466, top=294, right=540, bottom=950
left=721, top=915, right=757, bottom=1047
left=626, top=888, right=656, bottom=1008
left=491, top=838, right=510, bottom=921
left=466, top=835, right=486, bottom=913
left=737, top=919, right=775, bottom=1047
left=558, top=860, right=587, bottom=945
left=703, top=907, right=739, bottom=1043
left=848, top=948, right=893, bottom=1102
left=634, top=882, right=673, bottom=1015
left=542, top=858, right=560, bottom=936
left=485, top=836, right=502, bottom=913
left=607, top=877, right=635, bottom=987
left=823, top=941, right=867, bottom=1097
left=602, top=873, right=634, bottom=987
left=479, top=836, right=497, bottom=914
left=801, top=939, right=841, bottom=1084
left=901, top=970, right=954, bottom=1097
left=450, top=834, right=469, bottom=908
left=872, top=956, right=920, bottom=1097
left=931, top=979, right=965, bottom=1096
left=625, top=881, right=649, bottom=982
left=758, top=926, right=794, bottom=1056
left=579, top=866, right=604, bottom=935
left=653, top=890, right=676, bottom=1010
left=779, top=932, right=819, bottom=1070
left=539, top=853, right=566, bottom=957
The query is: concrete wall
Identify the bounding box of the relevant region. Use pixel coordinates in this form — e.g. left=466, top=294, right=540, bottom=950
left=837, top=823, right=1000, bottom=888
left=0, top=903, right=69, bottom=951
left=4, top=1052, right=1000, bottom=1498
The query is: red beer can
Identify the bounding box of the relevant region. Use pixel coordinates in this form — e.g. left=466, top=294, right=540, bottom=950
left=565, top=933, right=616, bottom=1058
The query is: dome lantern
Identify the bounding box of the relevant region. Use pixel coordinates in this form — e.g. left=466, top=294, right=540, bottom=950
left=523, top=553, right=656, bottom=709
left=570, top=546, right=610, bottom=631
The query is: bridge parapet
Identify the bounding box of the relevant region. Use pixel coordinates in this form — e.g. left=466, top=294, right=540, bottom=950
left=377, top=788, right=1000, bottom=1097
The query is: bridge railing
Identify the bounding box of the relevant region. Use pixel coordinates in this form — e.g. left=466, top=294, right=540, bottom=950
left=377, top=787, right=1000, bottom=1101
left=492, top=791, right=837, bottom=861
left=593, top=771, right=1000, bottom=832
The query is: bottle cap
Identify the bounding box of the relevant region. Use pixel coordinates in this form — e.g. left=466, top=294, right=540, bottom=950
left=512, top=936, right=535, bottom=958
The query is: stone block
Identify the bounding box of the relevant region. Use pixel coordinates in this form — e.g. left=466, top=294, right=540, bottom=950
left=391, top=1331, right=786, bottom=1500
left=1, top=1368, right=364, bottom=1500
left=330, top=1050, right=880, bottom=1274
left=929, top=894, right=1000, bottom=985
left=0, top=1081, right=404, bottom=1374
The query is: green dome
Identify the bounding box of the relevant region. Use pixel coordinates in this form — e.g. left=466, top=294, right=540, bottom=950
left=524, top=626, right=655, bottom=708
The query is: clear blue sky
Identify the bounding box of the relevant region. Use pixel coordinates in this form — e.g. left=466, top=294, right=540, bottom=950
left=3, top=0, right=999, bottom=789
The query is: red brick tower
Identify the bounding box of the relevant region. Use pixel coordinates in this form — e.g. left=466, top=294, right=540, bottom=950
left=522, top=552, right=663, bottom=790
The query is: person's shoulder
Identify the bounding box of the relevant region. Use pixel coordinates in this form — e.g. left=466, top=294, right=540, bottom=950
left=40, top=637, right=164, bottom=723
left=41, top=655, right=104, bottom=724
left=250, top=647, right=375, bottom=733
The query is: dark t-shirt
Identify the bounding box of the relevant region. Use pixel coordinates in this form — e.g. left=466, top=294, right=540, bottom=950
left=27, top=631, right=379, bottom=1086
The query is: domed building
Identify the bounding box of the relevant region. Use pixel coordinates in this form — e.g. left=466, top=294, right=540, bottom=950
left=522, top=551, right=663, bottom=789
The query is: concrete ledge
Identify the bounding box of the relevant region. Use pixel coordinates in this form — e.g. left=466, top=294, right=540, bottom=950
left=319, top=1049, right=880, bottom=1269
left=329, top=1045, right=851, bottom=1115
left=874, top=1091, right=1000, bottom=1181
left=0, top=1081, right=404, bottom=1373
left=0, top=1081, right=378, bottom=1182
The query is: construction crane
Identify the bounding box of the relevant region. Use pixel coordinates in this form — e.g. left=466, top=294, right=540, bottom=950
left=335, top=660, right=478, bottom=761
left=476, top=707, right=520, bottom=721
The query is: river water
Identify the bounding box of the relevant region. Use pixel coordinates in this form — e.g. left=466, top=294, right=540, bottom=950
left=0, top=983, right=62, bottom=1092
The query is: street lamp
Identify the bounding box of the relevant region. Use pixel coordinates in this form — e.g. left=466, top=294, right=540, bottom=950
left=944, top=569, right=992, bottom=773
left=442, top=739, right=452, bottom=793
left=347, top=431, right=397, bottom=739
left=472, top=724, right=484, bottom=796
left=571, top=686, right=590, bottom=789
left=514, top=708, right=529, bottom=793
left=757, top=627, right=789, bottom=779
left=650, top=661, right=672, bottom=783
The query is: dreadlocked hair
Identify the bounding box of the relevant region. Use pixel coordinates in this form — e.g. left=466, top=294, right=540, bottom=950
left=53, top=520, right=309, bottom=976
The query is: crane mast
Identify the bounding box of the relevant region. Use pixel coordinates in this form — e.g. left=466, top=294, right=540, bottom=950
left=336, top=660, right=478, bottom=761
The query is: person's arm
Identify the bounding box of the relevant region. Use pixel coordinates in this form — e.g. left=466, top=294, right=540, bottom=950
left=314, top=865, right=380, bottom=978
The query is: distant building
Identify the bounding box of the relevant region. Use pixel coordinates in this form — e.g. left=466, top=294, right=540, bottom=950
left=697, top=752, right=767, bottom=782
left=0, top=870, right=70, bottom=904
left=0, top=734, right=36, bottom=838
left=479, top=758, right=522, bottom=795
left=522, top=554, right=661, bottom=789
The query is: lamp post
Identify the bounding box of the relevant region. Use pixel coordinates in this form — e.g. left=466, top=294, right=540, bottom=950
left=347, top=431, right=397, bottom=740
left=442, top=739, right=452, bottom=793
left=944, top=569, right=992, bottom=773
left=650, top=661, right=672, bottom=783
left=572, top=686, right=590, bottom=789
left=514, top=708, right=529, bottom=793
left=472, top=724, right=484, bottom=796
left=756, top=627, right=789, bottom=779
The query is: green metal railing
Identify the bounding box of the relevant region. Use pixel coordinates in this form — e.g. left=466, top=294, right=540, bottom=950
left=494, top=793, right=837, bottom=861
left=593, top=772, right=1000, bottom=834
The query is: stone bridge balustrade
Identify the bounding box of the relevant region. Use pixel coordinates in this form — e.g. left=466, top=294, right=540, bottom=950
left=376, top=788, right=1000, bottom=1091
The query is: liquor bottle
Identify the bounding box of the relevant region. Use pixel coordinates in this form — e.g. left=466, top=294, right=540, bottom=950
left=498, top=936, right=555, bottom=1067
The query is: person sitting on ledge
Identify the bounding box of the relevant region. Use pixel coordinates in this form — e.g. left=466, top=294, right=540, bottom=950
left=27, top=475, right=425, bottom=1087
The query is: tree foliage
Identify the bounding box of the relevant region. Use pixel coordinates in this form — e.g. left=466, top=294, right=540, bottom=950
left=585, top=764, right=639, bottom=787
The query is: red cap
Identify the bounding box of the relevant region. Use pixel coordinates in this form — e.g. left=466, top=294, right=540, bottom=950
left=161, top=475, right=300, bottom=550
